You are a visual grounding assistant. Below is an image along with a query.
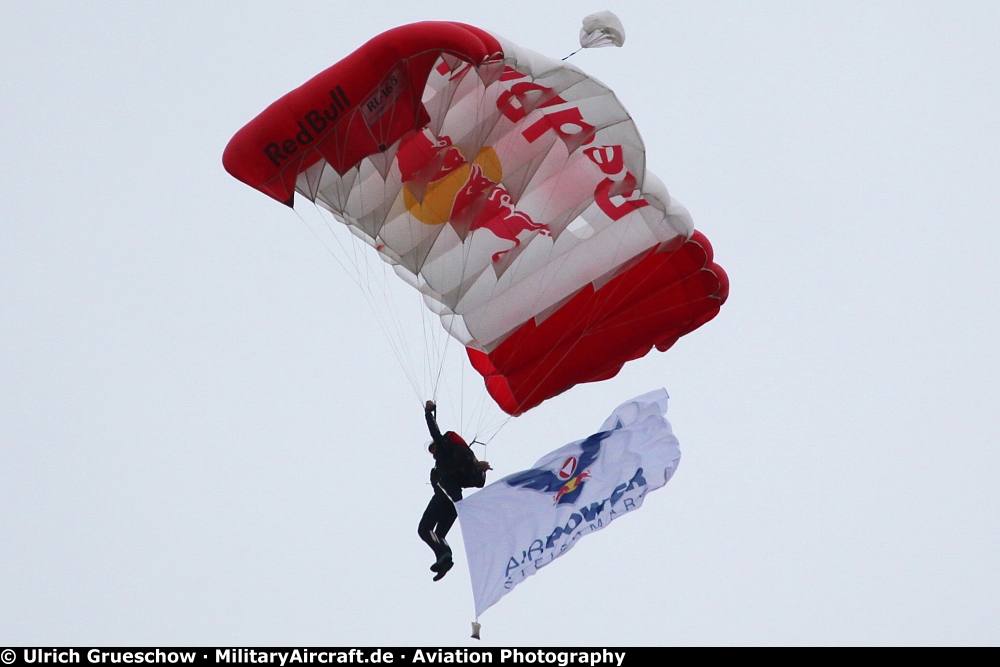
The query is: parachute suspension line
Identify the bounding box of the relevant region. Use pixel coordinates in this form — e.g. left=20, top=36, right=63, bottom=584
left=431, top=303, right=455, bottom=403
left=292, top=207, right=364, bottom=290
left=307, top=189, right=486, bottom=426
left=470, top=93, right=512, bottom=443
left=460, top=322, right=466, bottom=436
left=420, top=272, right=448, bottom=405
left=418, top=284, right=436, bottom=402
left=302, top=203, right=425, bottom=405
left=463, top=68, right=590, bottom=420
left=481, top=414, right=513, bottom=447
left=302, top=56, right=621, bottom=439
left=454, top=91, right=484, bottom=439
left=412, top=230, right=445, bottom=406
left=374, top=250, right=424, bottom=399
left=424, top=249, right=462, bottom=428
left=305, top=203, right=423, bottom=402
left=219, top=17, right=727, bottom=465
left=360, top=218, right=426, bottom=395
left=425, top=91, right=517, bottom=444
left=351, top=176, right=446, bottom=408
left=351, top=179, right=422, bottom=402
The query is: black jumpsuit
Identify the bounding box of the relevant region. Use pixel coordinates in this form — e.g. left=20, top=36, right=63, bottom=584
left=417, top=406, right=463, bottom=562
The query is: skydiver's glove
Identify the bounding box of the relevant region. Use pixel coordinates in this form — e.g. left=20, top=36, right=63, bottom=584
left=425, top=400, right=436, bottom=414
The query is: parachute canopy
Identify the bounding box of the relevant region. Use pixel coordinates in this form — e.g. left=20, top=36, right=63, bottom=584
left=579, top=10, right=626, bottom=49
left=224, top=21, right=728, bottom=415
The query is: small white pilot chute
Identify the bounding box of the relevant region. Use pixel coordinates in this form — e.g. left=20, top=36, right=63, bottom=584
left=579, top=10, right=626, bottom=49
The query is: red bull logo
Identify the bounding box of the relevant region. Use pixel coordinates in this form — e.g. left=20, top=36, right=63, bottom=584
left=469, top=184, right=551, bottom=262
left=553, top=469, right=591, bottom=505
left=504, top=431, right=608, bottom=505
left=396, top=130, right=550, bottom=262
left=394, top=64, right=652, bottom=263
left=550, top=454, right=591, bottom=505
left=558, top=456, right=578, bottom=479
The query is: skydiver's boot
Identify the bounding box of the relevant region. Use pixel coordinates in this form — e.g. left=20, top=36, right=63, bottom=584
left=431, top=536, right=452, bottom=579
left=430, top=553, right=449, bottom=572
left=432, top=555, right=453, bottom=581
left=430, top=538, right=452, bottom=572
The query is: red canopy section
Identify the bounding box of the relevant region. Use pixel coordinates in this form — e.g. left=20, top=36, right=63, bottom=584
left=223, top=22, right=503, bottom=206
left=467, top=231, right=728, bottom=415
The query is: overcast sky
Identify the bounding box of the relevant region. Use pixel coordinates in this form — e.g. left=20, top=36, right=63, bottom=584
left=2, top=0, right=999, bottom=646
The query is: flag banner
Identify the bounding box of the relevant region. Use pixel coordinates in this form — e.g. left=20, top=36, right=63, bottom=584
left=456, top=389, right=681, bottom=617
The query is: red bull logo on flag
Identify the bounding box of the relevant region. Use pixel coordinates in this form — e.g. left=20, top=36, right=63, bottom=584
left=504, top=431, right=605, bottom=505
left=552, top=469, right=591, bottom=505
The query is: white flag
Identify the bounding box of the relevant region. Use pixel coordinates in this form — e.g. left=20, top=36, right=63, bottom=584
left=456, top=389, right=681, bottom=617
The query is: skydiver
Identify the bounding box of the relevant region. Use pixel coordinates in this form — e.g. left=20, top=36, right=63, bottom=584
left=418, top=400, right=491, bottom=581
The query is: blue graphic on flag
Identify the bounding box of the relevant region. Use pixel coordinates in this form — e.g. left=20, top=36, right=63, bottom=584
left=504, top=430, right=611, bottom=505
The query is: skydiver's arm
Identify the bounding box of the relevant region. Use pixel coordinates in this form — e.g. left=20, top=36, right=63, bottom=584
left=425, top=400, right=445, bottom=444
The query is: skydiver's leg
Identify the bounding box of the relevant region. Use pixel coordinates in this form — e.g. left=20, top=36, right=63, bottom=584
left=434, top=499, right=458, bottom=542
left=417, top=493, right=452, bottom=561
left=428, top=491, right=457, bottom=580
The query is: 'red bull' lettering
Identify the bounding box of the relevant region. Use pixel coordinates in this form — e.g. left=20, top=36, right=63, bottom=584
left=521, top=106, right=596, bottom=149
left=498, top=81, right=567, bottom=122
left=498, top=67, right=596, bottom=150
left=594, top=172, right=648, bottom=221
left=584, top=145, right=625, bottom=176
left=585, top=144, right=648, bottom=221
left=435, top=60, right=473, bottom=81
left=263, top=87, right=351, bottom=167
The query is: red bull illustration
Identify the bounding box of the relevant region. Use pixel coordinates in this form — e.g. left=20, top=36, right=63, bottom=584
left=397, top=129, right=551, bottom=262
left=504, top=431, right=608, bottom=505
left=552, top=470, right=591, bottom=505
left=469, top=184, right=551, bottom=262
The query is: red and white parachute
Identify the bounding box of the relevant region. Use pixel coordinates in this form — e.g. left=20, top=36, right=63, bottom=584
left=224, top=21, right=728, bottom=416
